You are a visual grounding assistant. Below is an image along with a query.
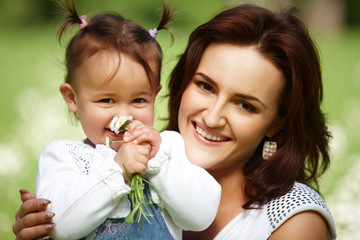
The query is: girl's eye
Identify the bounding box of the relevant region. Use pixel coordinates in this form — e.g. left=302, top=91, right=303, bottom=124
left=132, top=98, right=146, bottom=104
left=238, top=101, right=256, bottom=112
left=196, top=81, right=214, bottom=93
left=99, top=98, right=114, bottom=103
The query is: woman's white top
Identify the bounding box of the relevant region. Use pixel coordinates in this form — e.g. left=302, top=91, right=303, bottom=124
left=36, top=131, right=221, bottom=240
left=214, top=182, right=337, bottom=240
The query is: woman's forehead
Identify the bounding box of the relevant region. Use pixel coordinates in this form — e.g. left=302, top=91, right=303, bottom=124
left=195, top=43, right=285, bottom=107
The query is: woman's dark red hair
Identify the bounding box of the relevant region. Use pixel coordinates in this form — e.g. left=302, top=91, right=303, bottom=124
left=167, top=5, right=331, bottom=208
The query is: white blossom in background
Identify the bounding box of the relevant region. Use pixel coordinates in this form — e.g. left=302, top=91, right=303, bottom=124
left=327, top=154, right=360, bottom=239
left=0, top=141, right=25, bottom=176
left=324, top=123, right=360, bottom=239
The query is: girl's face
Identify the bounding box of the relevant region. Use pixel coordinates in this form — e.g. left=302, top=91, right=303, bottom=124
left=60, top=51, right=160, bottom=151
left=178, top=43, right=284, bottom=174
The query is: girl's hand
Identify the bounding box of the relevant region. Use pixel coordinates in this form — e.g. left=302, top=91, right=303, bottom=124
left=124, top=120, right=161, bottom=159
left=114, top=141, right=151, bottom=181
left=13, top=189, right=55, bottom=240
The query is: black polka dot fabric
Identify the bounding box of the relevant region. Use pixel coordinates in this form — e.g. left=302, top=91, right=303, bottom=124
left=266, top=182, right=336, bottom=239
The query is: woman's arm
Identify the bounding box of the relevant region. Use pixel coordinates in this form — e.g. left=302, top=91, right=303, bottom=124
left=268, top=211, right=329, bottom=240
left=13, top=190, right=55, bottom=240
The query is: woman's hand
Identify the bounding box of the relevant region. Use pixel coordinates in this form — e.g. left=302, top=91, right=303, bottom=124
left=13, top=189, right=55, bottom=240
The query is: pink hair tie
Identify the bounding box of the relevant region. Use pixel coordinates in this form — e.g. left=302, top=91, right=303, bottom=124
left=79, top=15, right=87, bottom=29
left=149, top=28, right=158, bottom=38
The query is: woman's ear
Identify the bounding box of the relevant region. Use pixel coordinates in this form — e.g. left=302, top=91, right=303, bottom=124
left=266, top=117, right=285, bottom=138
left=59, top=83, right=77, bottom=113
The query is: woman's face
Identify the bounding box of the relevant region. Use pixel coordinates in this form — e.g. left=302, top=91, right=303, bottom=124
left=178, top=43, right=285, bottom=173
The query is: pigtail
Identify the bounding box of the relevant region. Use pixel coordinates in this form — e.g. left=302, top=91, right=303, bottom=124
left=56, top=0, right=85, bottom=44
left=150, top=1, right=175, bottom=42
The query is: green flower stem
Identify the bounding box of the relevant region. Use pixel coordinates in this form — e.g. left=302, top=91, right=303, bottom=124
left=123, top=167, right=153, bottom=230
left=110, top=139, right=123, bottom=144
left=107, top=135, right=154, bottom=230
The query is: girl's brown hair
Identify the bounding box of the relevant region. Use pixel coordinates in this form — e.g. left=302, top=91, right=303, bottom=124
left=57, top=0, right=174, bottom=89
left=167, top=5, right=331, bottom=208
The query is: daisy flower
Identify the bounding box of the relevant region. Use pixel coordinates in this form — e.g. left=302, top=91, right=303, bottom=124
left=110, top=115, right=133, bottom=134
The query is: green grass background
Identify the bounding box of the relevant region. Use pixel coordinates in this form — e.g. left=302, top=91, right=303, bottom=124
left=0, top=0, right=359, bottom=239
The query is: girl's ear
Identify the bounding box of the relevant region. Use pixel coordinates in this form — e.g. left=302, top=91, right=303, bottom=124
left=155, top=84, right=162, bottom=96
left=59, top=83, right=77, bottom=113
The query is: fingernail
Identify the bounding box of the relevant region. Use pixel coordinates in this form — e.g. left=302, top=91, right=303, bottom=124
left=19, top=189, right=29, bottom=194
left=123, top=132, right=130, bottom=141
left=42, top=236, right=51, bottom=240
left=44, top=223, right=55, bottom=230
left=41, top=199, right=51, bottom=206
left=45, top=212, right=55, bottom=218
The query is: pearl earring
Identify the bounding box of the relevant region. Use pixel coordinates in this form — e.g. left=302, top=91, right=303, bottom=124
left=262, top=141, right=277, bottom=160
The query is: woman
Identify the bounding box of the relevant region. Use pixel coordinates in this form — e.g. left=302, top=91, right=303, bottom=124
left=13, top=5, right=336, bottom=240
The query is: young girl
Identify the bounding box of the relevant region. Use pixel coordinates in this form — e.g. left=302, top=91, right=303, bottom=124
left=35, top=0, right=221, bottom=239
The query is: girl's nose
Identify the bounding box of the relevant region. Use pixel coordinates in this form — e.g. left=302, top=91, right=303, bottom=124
left=114, top=107, right=130, bottom=118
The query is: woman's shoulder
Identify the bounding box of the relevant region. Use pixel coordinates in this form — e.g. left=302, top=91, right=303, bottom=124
left=266, top=182, right=336, bottom=239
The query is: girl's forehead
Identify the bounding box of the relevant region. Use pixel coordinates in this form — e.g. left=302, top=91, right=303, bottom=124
left=75, top=50, right=153, bottom=90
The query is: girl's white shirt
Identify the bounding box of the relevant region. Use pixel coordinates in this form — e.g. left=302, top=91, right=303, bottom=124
left=36, top=131, right=221, bottom=240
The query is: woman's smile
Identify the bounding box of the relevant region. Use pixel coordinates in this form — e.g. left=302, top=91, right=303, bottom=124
left=193, top=121, right=231, bottom=143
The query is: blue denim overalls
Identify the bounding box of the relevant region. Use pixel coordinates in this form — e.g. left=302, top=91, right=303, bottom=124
left=89, top=182, right=175, bottom=240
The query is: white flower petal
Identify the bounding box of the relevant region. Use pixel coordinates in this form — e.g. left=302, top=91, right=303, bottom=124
left=109, top=115, right=133, bottom=134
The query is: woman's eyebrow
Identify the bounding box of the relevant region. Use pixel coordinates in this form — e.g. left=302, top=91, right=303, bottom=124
left=195, top=72, right=266, bottom=107
left=194, top=72, right=217, bottom=86
left=234, top=93, right=266, bottom=107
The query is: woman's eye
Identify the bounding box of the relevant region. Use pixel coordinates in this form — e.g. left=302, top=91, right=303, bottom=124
left=196, top=81, right=214, bottom=93
left=99, top=98, right=114, bottom=103
left=132, top=98, right=146, bottom=104
left=238, top=102, right=256, bottom=112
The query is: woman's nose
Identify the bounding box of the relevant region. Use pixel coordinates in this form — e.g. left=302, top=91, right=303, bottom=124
left=202, top=101, right=226, bottom=128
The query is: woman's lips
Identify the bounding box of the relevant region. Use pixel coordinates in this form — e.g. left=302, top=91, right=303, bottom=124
left=192, top=121, right=231, bottom=142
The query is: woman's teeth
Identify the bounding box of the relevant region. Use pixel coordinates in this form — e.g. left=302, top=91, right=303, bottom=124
left=195, top=125, right=227, bottom=142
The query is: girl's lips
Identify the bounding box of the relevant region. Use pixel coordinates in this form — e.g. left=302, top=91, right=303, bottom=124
left=192, top=121, right=231, bottom=143
left=106, top=129, right=125, bottom=139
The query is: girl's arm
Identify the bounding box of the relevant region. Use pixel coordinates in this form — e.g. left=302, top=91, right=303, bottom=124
left=36, top=140, right=130, bottom=239
left=146, top=131, right=221, bottom=231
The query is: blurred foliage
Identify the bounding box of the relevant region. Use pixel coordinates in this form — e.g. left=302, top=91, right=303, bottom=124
left=0, top=0, right=227, bottom=29
left=0, top=0, right=56, bottom=26
left=345, top=0, right=360, bottom=25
